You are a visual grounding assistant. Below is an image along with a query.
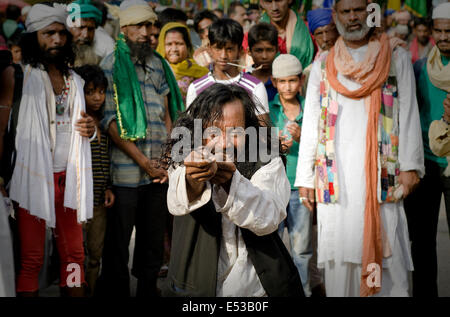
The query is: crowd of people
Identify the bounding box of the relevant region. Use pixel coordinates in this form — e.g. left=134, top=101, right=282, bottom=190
left=0, top=0, right=449, bottom=298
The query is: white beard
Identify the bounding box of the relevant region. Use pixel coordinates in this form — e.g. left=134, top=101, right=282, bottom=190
left=335, top=17, right=372, bottom=42
left=73, top=44, right=101, bottom=67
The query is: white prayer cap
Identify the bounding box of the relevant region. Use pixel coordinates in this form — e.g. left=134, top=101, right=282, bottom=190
left=118, top=0, right=157, bottom=27
left=25, top=3, right=68, bottom=33
left=272, top=54, right=303, bottom=79
left=432, top=2, right=450, bottom=20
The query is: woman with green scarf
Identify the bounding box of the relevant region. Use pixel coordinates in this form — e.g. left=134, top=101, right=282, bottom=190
left=157, top=22, right=209, bottom=105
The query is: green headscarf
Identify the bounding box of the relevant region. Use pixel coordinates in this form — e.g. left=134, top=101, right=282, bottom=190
left=112, top=33, right=184, bottom=140
left=71, top=0, right=103, bottom=26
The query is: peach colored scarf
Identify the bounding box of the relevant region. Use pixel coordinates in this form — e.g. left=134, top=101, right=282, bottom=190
left=326, top=33, right=393, bottom=297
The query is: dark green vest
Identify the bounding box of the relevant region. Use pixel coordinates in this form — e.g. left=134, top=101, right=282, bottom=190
left=162, top=179, right=304, bottom=297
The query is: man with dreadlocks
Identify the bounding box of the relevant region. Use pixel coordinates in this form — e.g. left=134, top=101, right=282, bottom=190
left=9, top=2, right=97, bottom=297
left=162, top=83, right=304, bottom=297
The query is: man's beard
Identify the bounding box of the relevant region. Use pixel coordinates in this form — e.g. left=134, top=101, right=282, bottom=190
left=335, top=17, right=372, bottom=42
left=125, top=37, right=153, bottom=63
left=418, top=36, right=430, bottom=46
left=235, top=161, right=261, bottom=180
left=72, top=43, right=101, bottom=67
left=40, top=46, right=71, bottom=69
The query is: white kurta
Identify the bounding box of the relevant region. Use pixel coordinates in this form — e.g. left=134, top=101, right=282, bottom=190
left=295, top=45, right=425, bottom=297
left=167, top=157, right=290, bottom=297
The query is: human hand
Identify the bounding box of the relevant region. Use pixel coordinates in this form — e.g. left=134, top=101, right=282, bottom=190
left=287, top=123, right=301, bottom=143
left=280, top=131, right=293, bottom=151
left=443, top=94, right=450, bottom=123
left=210, top=161, right=236, bottom=190
left=104, top=189, right=115, bottom=208
left=75, top=111, right=96, bottom=137
left=142, top=159, right=168, bottom=183
left=184, top=150, right=218, bottom=184
left=398, top=170, right=420, bottom=198
left=299, top=187, right=315, bottom=212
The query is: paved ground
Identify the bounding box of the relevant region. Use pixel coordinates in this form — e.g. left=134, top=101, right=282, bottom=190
left=39, top=199, right=450, bottom=297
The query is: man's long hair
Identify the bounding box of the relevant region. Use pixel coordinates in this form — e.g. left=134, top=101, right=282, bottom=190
left=19, top=31, right=75, bottom=76
left=162, top=84, right=285, bottom=178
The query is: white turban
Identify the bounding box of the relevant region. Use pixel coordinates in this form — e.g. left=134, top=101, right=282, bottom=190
left=118, top=0, right=157, bottom=27
left=25, top=3, right=68, bottom=33
left=433, top=2, right=450, bottom=20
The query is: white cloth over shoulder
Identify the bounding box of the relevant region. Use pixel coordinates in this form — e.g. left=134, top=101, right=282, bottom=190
left=294, top=45, right=423, bottom=295
left=94, top=26, right=116, bottom=59
left=168, top=157, right=290, bottom=297
left=10, top=66, right=93, bottom=228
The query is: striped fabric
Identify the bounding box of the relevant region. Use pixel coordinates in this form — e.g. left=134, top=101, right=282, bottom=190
left=192, top=72, right=261, bottom=96
left=90, top=133, right=111, bottom=206
left=100, top=53, right=170, bottom=187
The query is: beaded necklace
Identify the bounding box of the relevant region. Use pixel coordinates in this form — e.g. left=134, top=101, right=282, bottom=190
left=55, top=75, right=70, bottom=115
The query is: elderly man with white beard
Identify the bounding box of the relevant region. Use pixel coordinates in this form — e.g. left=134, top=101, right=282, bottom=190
left=69, top=0, right=113, bottom=67
left=296, top=0, right=424, bottom=297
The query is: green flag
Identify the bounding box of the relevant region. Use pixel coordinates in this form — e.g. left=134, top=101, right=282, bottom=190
left=404, top=0, right=428, bottom=17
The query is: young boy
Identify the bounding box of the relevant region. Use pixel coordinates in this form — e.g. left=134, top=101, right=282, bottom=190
left=269, top=54, right=313, bottom=297
left=247, top=22, right=278, bottom=103
left=186, top=18, right=269, bottom=120
left=75, top=65, right=115, bottom=297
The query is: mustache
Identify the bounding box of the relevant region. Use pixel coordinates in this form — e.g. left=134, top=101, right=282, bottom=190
left=48, top=47, right=64, bottom=52
left=437, top=40, right=450, bottom=45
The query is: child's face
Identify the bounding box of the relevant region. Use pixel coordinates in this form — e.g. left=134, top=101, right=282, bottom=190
left=249, top=41, right=277, bottom=71
left=84, top=82, right=106, bottom=112
left=273, top=75, right=303, bottom=101
left=209, top=41, right=242, bottom=73
left=10, top=45, right=22, bottom=64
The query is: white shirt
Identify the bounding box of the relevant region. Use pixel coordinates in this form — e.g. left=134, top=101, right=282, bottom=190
left=94, top=26, right=115, bottom=60
left=185, top=72, right=270, bottom=116
left=295, top=45, right=423, bottom=268
left=167, top=157, right=290, bottom=296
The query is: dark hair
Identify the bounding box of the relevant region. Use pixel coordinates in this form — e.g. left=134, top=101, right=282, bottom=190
left=19, top=31, right=74, bottom=76
left=6, top=5, right=21, bottom=21
left=7, top=32, right=21, bottom=48
left=74, top=64, right=108, bottom=91
left=165, top=27, right=193, bottom=55
left=248, top=22, right=278, bottom=49
left=153, top=20, right=162, bottom=30
left=247, top=4, right=260, bottom=12
left=228, top=1, right=245, bottom=17
left=208, top=18, right=243, bottom=48
left=92, top=0, right=108, bottom=26
left=158, top=8, right=188, bottom=27
left=162, top=84, right=283, bottom=175
left=413, top=17, right=431, bottom=29
left=193, top=10, right=219, bottom=34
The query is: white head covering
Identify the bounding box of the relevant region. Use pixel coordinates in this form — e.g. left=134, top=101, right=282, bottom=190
left=432, top=2, right=450, bottom=20
left=118, top=0, right=157, bottom=27
left=272, top=54, right=303, bottom=78
left=25, top=3, right=68, bottom=33
left=21, top=5, right=31, bottom=17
